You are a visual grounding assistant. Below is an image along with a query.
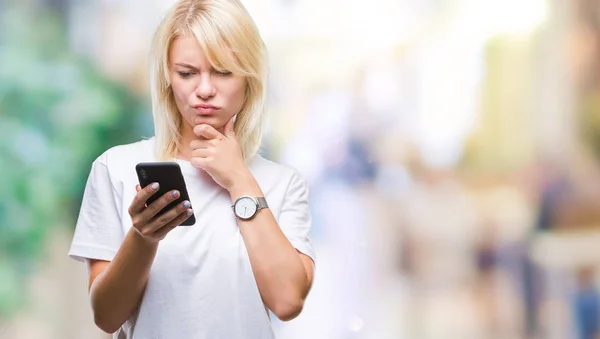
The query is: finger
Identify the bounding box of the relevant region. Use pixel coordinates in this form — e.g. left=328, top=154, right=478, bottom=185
left=190, top=157, right=209, bottom=170
left=136, top=184, right=141, bottom=192
left=146, top=200, right=191, bottom=234
left=193, top=124, right=222, bottom=140
left=190, top=139, right=210, bottom=150
left=138, top=189, right=181, bottom=222
left=129, top=182, right=160, bottom=215
left=224, top=114, right=236, bottom=138
left=153, top=208, right=194, bottom=239
left=191, top=148, right=212, bottom=159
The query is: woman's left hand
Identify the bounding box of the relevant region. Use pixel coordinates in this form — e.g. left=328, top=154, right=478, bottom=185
left=190, top=116, right=251, bottom=191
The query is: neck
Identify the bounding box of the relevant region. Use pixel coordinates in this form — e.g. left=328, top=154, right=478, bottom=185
left=176, top=124, right=195, bottom=161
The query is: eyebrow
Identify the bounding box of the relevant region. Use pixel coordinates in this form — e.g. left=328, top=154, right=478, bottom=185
left=174, top=62, right=199, bottom=70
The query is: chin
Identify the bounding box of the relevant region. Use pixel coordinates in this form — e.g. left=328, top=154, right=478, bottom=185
left=191, top=114, right=214, bottom=123
left=192, top=115, right=224, bottom=128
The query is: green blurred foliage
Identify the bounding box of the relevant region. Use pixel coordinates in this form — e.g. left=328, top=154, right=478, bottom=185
left=0, top=3, right=149, bottom=317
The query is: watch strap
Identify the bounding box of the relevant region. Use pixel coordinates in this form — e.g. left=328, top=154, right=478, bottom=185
left=256, top=197, right=268, bottom=209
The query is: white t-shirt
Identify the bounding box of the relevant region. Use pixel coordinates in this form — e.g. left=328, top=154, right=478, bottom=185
left=68, top=138, right=316, bottom=339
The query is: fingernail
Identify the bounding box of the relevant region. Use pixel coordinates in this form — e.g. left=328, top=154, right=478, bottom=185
left=187, top=209, right=194, bottom=216
left=182, top=201, right=190, bottom=208
left=172, top=190, right=179, bottom=198
left=152, top=183, right=159, bottom=190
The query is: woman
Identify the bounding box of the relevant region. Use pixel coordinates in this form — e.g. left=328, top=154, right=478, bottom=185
left=68, top=0, right=316, bottom=338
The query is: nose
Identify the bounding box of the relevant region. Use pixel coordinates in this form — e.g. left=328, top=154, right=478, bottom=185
left=195, top=73, right=216, bottom=99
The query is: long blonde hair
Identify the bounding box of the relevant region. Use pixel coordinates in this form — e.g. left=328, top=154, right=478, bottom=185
left=149, top=0, right=268, bottom=161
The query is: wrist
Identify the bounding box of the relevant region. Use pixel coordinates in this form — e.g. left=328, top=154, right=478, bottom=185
left=228, top=171, right=262, bottom=200
left=130, top=227, right=159, bottom=248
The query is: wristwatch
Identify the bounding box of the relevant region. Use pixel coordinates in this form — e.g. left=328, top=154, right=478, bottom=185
left=232, top=195, right=269, bottom=220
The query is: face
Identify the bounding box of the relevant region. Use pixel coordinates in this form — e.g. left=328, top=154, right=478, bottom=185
left=168, top=34, right=246, bottom=136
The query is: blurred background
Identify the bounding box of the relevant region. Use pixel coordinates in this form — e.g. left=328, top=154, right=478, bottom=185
left=3, top=0, right=600, bottom=338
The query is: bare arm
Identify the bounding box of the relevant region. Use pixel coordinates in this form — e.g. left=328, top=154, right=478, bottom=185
left=87, top=228, right=158, bottom=333
left=87, top=184, right=193, bottom=333
left=229, top=176, right=315, bottom=321
left=190, top=120, right=315, bottom=321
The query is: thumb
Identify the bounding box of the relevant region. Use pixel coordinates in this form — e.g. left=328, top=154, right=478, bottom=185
left=224, top=114, right=236, bottom=138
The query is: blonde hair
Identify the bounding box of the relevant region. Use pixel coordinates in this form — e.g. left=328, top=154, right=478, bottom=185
left=149, top=0, right=268, bottom=161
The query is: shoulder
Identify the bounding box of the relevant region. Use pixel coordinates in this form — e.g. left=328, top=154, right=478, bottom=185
left=95, top=138, right=155, bottom=167
left=92, top=138, right=156, bottom=183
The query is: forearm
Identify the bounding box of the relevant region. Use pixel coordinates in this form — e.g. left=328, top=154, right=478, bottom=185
left=90, top=227, right=159, bottom=333
left=229, top=175, right=308, bottom=320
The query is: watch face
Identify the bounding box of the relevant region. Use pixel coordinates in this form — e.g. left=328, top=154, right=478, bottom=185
left=235, top=197, right=258, bottom=219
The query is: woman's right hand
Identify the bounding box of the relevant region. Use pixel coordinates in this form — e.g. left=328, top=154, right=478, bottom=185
left=128, top=183, right=193, bottom=242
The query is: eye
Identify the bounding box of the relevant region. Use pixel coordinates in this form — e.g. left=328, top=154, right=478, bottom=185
left=215, top=70, right=232, bottom=76
left=177, top=71, right=193, bottom=78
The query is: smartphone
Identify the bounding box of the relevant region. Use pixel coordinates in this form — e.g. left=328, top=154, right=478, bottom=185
left=135, top=162, right=195, bottom=226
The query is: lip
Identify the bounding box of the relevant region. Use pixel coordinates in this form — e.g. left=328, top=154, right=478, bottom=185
left=193, top=104, right=220, bottom=115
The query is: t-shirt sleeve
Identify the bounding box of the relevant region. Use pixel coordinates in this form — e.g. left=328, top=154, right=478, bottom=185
left=68, top=155, right=125, bottom=262
left=277, top=171, right=316, bottom=264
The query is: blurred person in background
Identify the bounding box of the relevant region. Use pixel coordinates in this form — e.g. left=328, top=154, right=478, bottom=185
left=573, top=267, right=600, bottom=339
left=67, top=0, right=315, bottom=338
left=524, top=160, right=571, bottom=338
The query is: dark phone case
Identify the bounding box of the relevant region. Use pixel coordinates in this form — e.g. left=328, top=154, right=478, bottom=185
left=135, top=162, right=196, bottom=226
